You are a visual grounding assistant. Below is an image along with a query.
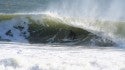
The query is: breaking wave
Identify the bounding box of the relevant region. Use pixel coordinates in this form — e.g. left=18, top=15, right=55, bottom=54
left=0, top=13, right=124, bottom=47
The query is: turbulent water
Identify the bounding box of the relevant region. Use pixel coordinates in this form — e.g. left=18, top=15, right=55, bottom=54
left=0, top=14, right=118, bottom=47
left=0, top=13, right=124, bottom=46
left=1, top=0, right=125, bottom=70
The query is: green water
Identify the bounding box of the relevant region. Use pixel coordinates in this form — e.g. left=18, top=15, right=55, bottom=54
left=0, top=14, right=115, bottom=46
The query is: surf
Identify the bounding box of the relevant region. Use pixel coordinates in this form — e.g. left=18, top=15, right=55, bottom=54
left=0, top=13, right=118, bottom=47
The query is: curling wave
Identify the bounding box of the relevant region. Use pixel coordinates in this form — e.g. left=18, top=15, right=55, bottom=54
left=0, top=13, right=118, bottom=46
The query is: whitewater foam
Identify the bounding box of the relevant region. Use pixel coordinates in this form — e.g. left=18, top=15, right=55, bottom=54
left=0, top=43, right=124, bottom=70
left=0, top=16, right=29, bottom=43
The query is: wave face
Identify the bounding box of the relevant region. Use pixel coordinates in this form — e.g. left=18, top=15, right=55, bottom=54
left=0, top=0, right=125, bottom=47
left=0, top=14, right=116, bottom=46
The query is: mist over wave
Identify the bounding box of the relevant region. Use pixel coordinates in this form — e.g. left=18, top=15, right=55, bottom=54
left=46, top=0, right=125, bottom=46
left=47, top=0, right=125, bottom=20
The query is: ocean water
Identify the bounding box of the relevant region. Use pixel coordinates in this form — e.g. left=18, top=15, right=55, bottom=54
left=0, top=0, right=50, bottom=13
left=0, top=0, right=125, bottom=70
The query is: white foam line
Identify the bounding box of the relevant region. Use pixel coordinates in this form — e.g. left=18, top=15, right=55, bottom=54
left=0, top=43, right=124, bottom=70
